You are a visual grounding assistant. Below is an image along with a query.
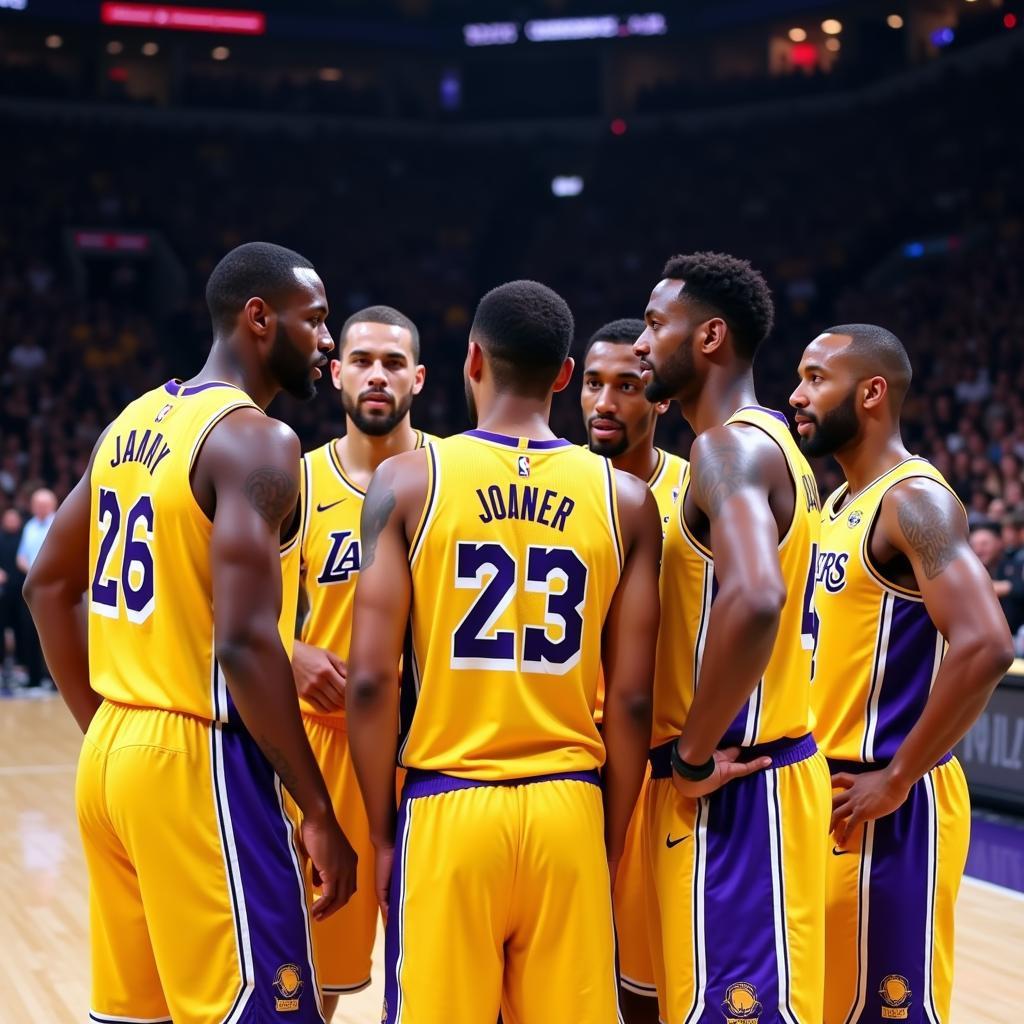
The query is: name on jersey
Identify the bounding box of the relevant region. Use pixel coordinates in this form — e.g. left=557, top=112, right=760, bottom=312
left=815, top=550, right=849, bottom=593
left=109, top=428, right=172, bottom=476
left=475, top=484, right=575, bottom=533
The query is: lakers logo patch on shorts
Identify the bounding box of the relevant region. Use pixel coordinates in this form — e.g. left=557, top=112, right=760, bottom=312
left=274, top=963, right=304, bottom=1012
left=878, top=975, right=911, bottom=1019
left=722, top=982, right=763, bottom=1022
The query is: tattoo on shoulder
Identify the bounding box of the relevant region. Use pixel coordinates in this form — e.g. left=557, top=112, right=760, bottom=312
left=360, top=484, right=397, bottom=570
left=895, top=489, right=961, bottom=581
left=692, top=430, right=761, bottom=517
left=244, top=467, right=297, bottom=527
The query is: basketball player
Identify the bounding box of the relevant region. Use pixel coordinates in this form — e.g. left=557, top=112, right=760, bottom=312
left=790, top=325, right=1013, bottom=1024
left=633, top=251, right=831, bottom=1024
left=347, top=280, right=662, bottom=1023
left=292, top=304, right=430, bottom=1019
left=582, top=316, right=686, bottom=1023
left=23, top=242, right=357, bottom=1024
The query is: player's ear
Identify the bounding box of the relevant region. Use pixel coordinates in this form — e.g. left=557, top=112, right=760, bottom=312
left=700, top=317, right=727, bottom=356
left=552, top=356, right=575, bottom=394
left=245, top=297, right=270, bottom=338
left=412, top=363, right=426, bottom=395
left=654, top=399, right=671, bottom=415
left=862, top=375, right=888, bottom=411
left=466, top=340, right=485, bottom=382
left=330, top=358, right=343, bottom=390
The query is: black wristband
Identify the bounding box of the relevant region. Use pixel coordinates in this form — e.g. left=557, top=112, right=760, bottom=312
left=670, top=742, right=715, bottom=782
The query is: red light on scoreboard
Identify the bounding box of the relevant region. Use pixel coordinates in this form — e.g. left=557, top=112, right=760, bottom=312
left=610, top=118, right=628, bottom=136
left=100, top=3, right=266, bottom=35
left=1005, top=13, right=1018, bottom=29
left=791, top=41, right=818, bottom=67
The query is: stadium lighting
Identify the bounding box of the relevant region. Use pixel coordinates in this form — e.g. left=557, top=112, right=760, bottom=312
left=610, top=118, right=628, bottom=135
left=464, top=13, right=666, bottom=46
left=788, top=27, right=807, bottom=42
left=887, top=14, right=904, bottom=29
left=464, top=22, right=518, bottom=46
left=141, top=41, right=159, bottom=55
left=45, top=34, right=63, bottom=48
left=318, top=67, right=343, bottom=81
left=211, top=45, right=230, bottom=60
left=1005, top=13, right=1018, bottom=28
left=931, top=26, right=955, bottom=45
left=106, top=40, right=124, bottom=54
left=825, top=37, right=841, bottom=52
left=821, top=19, right=843, bottom=34
left=551, top=176, right=584, bottom=198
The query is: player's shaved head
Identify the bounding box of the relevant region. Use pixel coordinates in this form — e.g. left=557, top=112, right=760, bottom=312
left=585, top=317, right=646, bottom=355
left=340, top=304, right=420, bottom=361
left=825, top=324, right=912, bottom=411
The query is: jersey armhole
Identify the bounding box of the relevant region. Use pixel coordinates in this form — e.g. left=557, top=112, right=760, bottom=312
left=409, top=442, right=439, bottom=566
left=603, top=459, right=624, bottom=573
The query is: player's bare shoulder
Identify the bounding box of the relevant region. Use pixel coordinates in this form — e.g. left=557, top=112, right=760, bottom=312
left=688, top=422, right=775, bottom=516
left=879, top=475, right=968, bottom=581
left=613, top=465, right=661, bottom=547
left=360, top=446, right=430, bottom=561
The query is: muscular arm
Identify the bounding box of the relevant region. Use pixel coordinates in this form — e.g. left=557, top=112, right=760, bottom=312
left=346, top=450, right=426, bottom=910
left=23, top=430, right=109, bottom=732
left=675, top=426, right=786, bottom=768
left=833, top=480, right=1014, bottom=839
left=601, top=473, right=660, bottom=874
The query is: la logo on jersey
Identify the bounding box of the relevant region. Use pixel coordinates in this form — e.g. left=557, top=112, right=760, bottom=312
left=878, top=975, right=911, bottom=1019
left=273, top=963, right=303, bottom=1012
left=517, top=455, right=531, bottom=477
left=721, top=982, right=762, bottom=1023
left=816, top=550, right=849, bottom=593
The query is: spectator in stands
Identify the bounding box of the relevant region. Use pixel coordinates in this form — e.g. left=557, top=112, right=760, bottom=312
left=16, top=488, right=56, bottom=690
left=970, top=522, right=1024, bottom=653
left=0, top=507, right=26, bottom=688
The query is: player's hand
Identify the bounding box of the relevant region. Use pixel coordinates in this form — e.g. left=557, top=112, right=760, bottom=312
left=300, top=812, right=358, bottom=921
left=292, top=641, right=347, bottom=714
left=671, top=746, right=772, bottom=798
left=374, top=842, right=396, bottom=922
left=831, top=768, right=910, bottom=845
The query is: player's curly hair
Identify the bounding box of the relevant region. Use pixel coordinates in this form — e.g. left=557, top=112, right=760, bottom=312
left=661, top=251, right=775, bottom=360
left=471, top=279, right=575, bottom=396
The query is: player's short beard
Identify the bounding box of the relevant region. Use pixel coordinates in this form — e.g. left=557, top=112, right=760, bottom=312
left=587, top=418, right=630, bottom=459
left=643, top=336, right=695, bottom=403
left=798, top=387, right=861, bottom=457
left=342, top=389, right=413, bottom=437
left=268, top=323, right=319, bottom=401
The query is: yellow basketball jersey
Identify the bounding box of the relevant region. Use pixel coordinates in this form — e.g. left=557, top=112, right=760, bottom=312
left=401, top=429, right=625, bottom=779
left=88, top=379, right=267, bottom=720
left=297, top=430, right=433, bottom=719
left=812, top=457, right=959, bottom=763
left=652, top=406, right=821, bottom=748
left=594, top=446, right=687, bottom=723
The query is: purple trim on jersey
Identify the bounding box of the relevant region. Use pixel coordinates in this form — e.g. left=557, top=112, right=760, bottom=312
left=649, top=732, right=816, bottom=779
left=163, top=378, right=245, bottom=398
left=827, top=750, right=952, bottom=776
left=464, top=428, right=573, bottom=450
left=853, top=766, right=953, bottom=1024
left=382, top=792, right=412, bottom=1024
left=699, top=769, right=784, bottom=1022
left=871, top=597, right=941, bottom=763
left=218, top=722, right=321, bottom=1022
left=733, top=404, right=791, bottom=428
left=402, top=768, right=601, bottom=800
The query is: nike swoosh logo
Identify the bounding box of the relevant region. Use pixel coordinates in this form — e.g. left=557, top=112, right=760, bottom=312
left=316, top=499, right=347, bottom=513
left=832, top=846, right=855, bottom=857
left=666, top=834, right=691, bottom=849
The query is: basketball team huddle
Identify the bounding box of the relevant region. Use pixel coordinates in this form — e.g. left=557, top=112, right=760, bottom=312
left=25, top=243, right=1013, bottom=1024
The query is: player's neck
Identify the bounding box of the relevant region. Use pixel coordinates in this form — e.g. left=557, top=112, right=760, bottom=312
left=613, top=441, right=661, bottom=483
left=837, top=430, right=911, bottom=497
left=336, top=418, right=419, bottom=489
left=190, top=343, right=276, bottom=409
left=683, top=369, right=758, bottom=435
left=474, top=394, right=558, bottom=441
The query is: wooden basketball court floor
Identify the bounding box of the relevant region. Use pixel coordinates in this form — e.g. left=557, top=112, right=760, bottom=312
left=2, top=695, right=1022, bottom=1023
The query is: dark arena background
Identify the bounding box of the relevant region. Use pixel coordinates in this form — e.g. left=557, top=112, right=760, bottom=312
left=1, top=0, right=1023, bottom=1020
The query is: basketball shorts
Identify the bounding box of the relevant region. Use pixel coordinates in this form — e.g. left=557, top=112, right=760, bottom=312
left=297, top=714, right=378, bottom=996
left=614, top=765, right=656, bottom=998
left=823, top=753, right=970, bottom=1024
left=644, top=733, right=830, bottom=1024
left=76, top=699, right=323, bottom=1024
left=382, top=770, right=620, bottom=1024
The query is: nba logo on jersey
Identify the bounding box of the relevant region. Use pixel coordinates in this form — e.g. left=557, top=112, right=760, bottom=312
left=517, top=455, right=530, bottom=477
left=273, top=964, right=303, bottom=1012
left=155, top=403, right=173, bottom=423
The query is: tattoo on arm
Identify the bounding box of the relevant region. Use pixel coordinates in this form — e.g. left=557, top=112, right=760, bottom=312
left=692, top=430, right=761, bottom=517
left=244, top=468, right=298, bottom=527
left=360, top=484, right=397, bottom=571
left=259, top=736, right=300, bottom=794
left=895, top=491, right=961, bottom=581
